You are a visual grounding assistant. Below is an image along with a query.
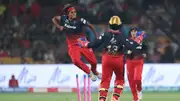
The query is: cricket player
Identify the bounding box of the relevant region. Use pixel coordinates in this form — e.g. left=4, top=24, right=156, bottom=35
left=126, top=27, right=147, bottom=101
left=78, top=16, right=144, bottom=101
left=52, top=4, right=101, bottom=81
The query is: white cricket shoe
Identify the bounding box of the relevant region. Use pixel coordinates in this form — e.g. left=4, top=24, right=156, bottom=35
left=90, top=71, right=97, bottom=81
left=111, top=97, right=118, bottom=101
left=96, top=72, right=102, bottom=79
left=137, top=91, right=143, bottom=100
left=99, top=99, right=105, bottom=101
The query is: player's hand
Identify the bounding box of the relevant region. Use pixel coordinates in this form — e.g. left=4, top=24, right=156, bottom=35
left=135, top=31, right=146, bottom=44
left=127, top=50, right=132, bottom=54
left=77, top=38, right=89, bottom=48
left=142, top=53, right=146, bottom=58
left=57, top=26, right=64, bottom=31
left=134, top=34, right=144, bottom=44
left=141, top=31, right=145, bottom=35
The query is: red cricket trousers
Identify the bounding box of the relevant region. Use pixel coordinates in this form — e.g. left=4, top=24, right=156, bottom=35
left=99, top=53, right=124, bottom=101
left=126, top=58, right=144, bottom=101
left=68, top=45, right=97, bottom=74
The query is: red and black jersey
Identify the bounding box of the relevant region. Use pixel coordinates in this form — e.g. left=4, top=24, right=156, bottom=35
left=60, top=15, right=89, bottom=46
left=126, top=37, right=148, bottom=59
left=87, top=31, right=140, bottom=54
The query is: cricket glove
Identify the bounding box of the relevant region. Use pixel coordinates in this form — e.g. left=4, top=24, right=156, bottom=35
left=134, top=31, right=146, bottom=44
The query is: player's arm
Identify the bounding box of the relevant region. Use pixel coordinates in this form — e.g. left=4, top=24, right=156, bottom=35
left=87, top=23, right=98, bottom=38
left=87, top=33, right=106, bottom=48
left=78, top=33, right=106, bottom=48
left=118, top=34, right=139, bottom=50
left=80, top=18, right=98, bottom=38
left=52, top=16, right=64, bottom=31
left=126, top=35, right=147, bottom=55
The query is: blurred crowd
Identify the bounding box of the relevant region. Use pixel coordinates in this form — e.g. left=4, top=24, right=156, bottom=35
left=0, top=0, right=180, bottom=64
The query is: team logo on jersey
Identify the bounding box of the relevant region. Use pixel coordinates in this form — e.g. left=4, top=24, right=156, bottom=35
left=110, top=37, right=117, bottom=44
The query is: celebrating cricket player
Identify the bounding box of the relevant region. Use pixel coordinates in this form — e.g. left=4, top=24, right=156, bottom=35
left=126, top=27, right=147, bottom=101
left=78, top=16, right=144, bottom=101
left=52, top=4, right=101, bottom=81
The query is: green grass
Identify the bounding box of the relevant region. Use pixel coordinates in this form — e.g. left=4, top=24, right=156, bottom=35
left=0, top=92, right=179, bottom=101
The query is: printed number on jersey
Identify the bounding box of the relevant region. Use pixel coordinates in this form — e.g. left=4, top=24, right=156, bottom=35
left=107, top=45, right=118, bottom=52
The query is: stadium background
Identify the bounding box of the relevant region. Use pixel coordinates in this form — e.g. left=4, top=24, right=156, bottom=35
left=0, top=0, right=180, bottom=101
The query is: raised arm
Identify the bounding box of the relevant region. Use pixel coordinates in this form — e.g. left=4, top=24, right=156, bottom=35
left=87, top=23, right=98, bottom=38
left=52, top=16, right=64, bottom=31
left=80, top=18, right=98, bottom=38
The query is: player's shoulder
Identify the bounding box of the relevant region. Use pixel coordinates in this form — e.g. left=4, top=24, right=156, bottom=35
left=61, top=15, right=68, bottom=21
left=77, top=17, right=88, bottom=24
left=79, top=17, right=87, bottom=24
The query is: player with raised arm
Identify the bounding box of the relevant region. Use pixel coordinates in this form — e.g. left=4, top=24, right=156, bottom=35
left=52, top=4, right=101, bottom=81
left=126, top=27, right=147, bottom=101
left=78, top=16, right=144, bottom=101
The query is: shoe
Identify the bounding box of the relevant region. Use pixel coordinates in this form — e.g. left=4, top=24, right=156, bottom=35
left=90, top=71, right=97, bottom=82
left=91, top=70, right=102, bottom=79
left=99, top=99, right=105, bottom=101
left=137, top=91, right=142, bottom=100
left=111, top=97, right=118, bottom=101
left=96, top=72, right=102, bottom=79
left=99, top=97, right=106, bottom=101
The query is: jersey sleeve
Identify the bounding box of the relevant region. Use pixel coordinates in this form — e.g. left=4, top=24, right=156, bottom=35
left=60, top=15, right=67, bottom=26
left=80, top=18, right=89, bottom=26
left=118, top=34, right=139, bottom=50
left=88, top=32, right=106, bottom=48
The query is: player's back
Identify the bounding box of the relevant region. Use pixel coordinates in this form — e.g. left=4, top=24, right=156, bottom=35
left=100, top=31, right=140, bottom=54
left=101, top=32, right=126, bottom=54
left=60, top=15, right=87, bottom=46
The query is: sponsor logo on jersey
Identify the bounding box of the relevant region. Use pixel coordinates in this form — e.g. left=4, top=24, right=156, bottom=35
left=64, top=24, right=76, bottom=29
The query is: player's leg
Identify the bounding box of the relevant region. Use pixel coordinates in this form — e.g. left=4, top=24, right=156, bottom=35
left=134, top=59, right=144, bottom=100
left=127, top=60, right=138, bottom=101
left=81, top=48, right=101, bottom=78
left=99, top=54, right=113, bottom=101
left=111, top=55, right=124, bottom=101
left=68, top=47, right=96, bottom=78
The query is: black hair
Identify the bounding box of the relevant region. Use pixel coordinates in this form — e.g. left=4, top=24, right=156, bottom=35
left=130, top=27, right=138, bottom=31
left=128, top=27, right=138, bottom=37
left=62, top=4, right=74, bottom=15
left=109, top=24, right=122, bottom=30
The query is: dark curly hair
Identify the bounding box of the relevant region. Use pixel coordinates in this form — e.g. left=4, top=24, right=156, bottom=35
left=62, top=4, right=74, bottom=15
left=128, top=27, right=138, bottom=37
